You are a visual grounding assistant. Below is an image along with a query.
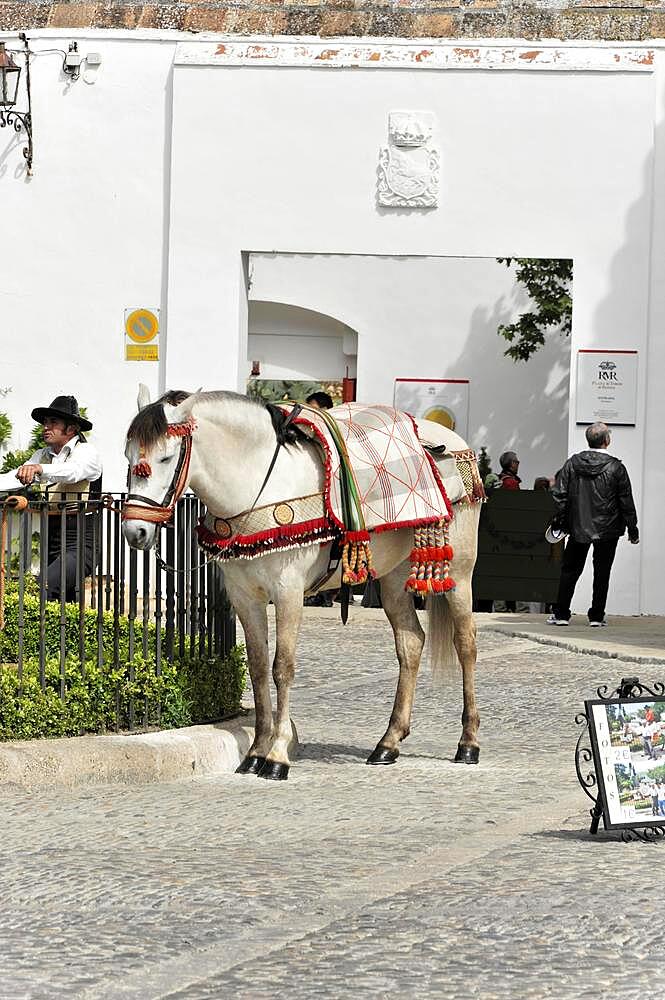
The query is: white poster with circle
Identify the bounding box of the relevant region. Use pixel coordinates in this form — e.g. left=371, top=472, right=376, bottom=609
left=394, top=379, right=469, bottom=437
left=575, top=350, right=638, bottom=426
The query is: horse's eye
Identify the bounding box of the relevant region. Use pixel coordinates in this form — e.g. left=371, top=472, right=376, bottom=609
left=160, top=456, right=171, bottom=464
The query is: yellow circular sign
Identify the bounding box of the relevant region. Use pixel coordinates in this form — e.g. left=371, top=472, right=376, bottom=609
left=126, top=309, right=159, bottom=344
left=424, top=406, right=456, bottom=431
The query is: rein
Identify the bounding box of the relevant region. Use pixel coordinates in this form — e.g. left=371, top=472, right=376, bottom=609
left=246, top=403, right=302, bottom=513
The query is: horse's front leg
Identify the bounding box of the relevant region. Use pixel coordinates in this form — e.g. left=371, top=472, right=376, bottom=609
left=232, top=598, right=273, bottom=775
left=259, top=587, right=303, bottom=781
left=367, top=562, right=425, bottom=765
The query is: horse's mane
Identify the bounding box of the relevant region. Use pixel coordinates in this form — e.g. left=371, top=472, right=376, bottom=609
left=126, top=389, right=287, bottom=449
left=126, top=390, right=192, bottom=448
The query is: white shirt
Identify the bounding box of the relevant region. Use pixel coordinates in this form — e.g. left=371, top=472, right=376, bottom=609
left=0, top=435, right=102, bottom=492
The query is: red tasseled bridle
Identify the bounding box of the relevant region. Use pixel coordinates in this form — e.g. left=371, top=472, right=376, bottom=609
left=123, top=418, right=197, bottom=524
left=132, top=458, right=152, bottom=478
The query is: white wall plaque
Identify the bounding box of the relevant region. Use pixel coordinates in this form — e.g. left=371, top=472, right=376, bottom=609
left=575, top=350, right=638, bottom=426
left=378, top=110, right=439, bottom=208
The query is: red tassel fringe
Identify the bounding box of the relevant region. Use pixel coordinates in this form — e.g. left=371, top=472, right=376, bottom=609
left=404, top=519, right=456, bottom=595
left=167, top=417, right=197, bottom=438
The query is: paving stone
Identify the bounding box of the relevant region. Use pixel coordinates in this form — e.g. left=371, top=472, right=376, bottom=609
left=0, top=612, right=658, bottom=998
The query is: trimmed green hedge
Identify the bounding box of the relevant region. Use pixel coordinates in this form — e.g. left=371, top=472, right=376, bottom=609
left=0, top=592, right=246, bottom=741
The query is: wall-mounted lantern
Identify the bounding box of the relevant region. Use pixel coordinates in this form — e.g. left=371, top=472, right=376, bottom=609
left=0, top=33, right=33, bottom=174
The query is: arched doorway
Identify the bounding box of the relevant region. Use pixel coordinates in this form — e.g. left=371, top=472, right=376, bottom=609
left=246, top=301, right=358, bottom=403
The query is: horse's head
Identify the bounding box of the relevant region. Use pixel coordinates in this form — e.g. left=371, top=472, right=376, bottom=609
left=122, top=385, right=196, bottom=550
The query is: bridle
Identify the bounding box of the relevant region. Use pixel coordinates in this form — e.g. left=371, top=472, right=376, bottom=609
left=121, top=403, right=303, bottom=573
left=122, top=418, right=195, bottom=525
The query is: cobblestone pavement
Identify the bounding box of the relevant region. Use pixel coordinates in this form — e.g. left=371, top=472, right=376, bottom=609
left=1, top=611, right=663, bottom=999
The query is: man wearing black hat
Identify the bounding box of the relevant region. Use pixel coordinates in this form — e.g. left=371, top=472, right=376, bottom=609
left=0, top=396, right=102, bottom=601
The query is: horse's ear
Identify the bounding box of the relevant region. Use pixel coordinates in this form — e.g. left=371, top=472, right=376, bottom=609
left=163, top=393, right=196, bottom=426
left=137, top=384, right=151, bottom=411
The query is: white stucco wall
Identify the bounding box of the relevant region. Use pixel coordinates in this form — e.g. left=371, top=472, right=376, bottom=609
left=1, top=34, right=177, bottom=489
left=1, top=32, right=663, bottom=614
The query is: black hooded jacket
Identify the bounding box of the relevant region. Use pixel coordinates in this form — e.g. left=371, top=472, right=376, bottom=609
left=552, top=450, right=638, bottom=544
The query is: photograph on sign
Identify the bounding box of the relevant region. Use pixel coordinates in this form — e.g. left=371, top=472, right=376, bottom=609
left=587, top=697, right=665, bottom=831
left=575, top=350, right=638, bottom=426
left=394, top=379, right=470, bottom=438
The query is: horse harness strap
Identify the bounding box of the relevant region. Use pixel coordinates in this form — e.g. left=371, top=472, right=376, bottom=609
left=247, top=403, right=303, bottom=514
left=122, top=431, right=193, bottom=525
left=202, top=492, right=326, bottom=546
left=122, top=402, right=303, bottom=528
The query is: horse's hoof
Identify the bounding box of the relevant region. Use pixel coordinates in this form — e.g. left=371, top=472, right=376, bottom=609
left=236, top=755, right=266, bottom=775
left=454, top=745, right=480, bottom=764
left=258, top=760, right=290, bottom=781
left=366, top=745, right=399, bottom=766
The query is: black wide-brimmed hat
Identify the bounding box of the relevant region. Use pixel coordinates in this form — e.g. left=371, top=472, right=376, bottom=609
left=31, top=395, right=92, bottom=432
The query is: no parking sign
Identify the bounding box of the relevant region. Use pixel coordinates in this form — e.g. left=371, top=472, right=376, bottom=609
left=125, top=308, right=159, bottom=361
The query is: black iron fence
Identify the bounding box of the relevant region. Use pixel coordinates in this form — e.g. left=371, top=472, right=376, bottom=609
left=0, top=493, right=236, bottom=722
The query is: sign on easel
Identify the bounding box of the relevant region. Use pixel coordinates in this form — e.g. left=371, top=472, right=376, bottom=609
left=576, top=678, right=665, bottom=841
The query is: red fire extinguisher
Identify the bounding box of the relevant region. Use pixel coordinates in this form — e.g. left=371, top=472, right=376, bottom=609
left=342, top=367, right=356, bottom=403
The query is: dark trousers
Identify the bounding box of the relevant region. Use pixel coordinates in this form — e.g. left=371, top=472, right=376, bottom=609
left=554, top=537, right=619, bottom=622
left=45, top=520, right=94, bottom=602
left=46, top=546, right=94, bottom=602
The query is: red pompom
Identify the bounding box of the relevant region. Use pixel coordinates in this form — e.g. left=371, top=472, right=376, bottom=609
left=442, top=577, right=456, bottom=591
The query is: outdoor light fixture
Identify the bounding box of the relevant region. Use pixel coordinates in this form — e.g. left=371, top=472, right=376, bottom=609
left=0, top=33, right=32, bottom=173
left=63, top=41, right=82, bottom=80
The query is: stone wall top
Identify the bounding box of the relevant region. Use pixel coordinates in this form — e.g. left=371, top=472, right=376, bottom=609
left=1, top=1, right=665, bottom=43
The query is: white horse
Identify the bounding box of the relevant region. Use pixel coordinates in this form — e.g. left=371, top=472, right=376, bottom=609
left=122, top=389, right=481, bottom=780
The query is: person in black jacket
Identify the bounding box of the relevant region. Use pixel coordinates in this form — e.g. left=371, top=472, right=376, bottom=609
left=547, top=422, right=638, bottom=627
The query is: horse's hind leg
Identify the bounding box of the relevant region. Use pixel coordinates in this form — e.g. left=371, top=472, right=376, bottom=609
left=447, top=578, right=480, bottom=764
left=367, top=562, right=425, bottom=766
left=233, top=598, right=273, bottom=775
left=258, top=587, right=303, bottom=781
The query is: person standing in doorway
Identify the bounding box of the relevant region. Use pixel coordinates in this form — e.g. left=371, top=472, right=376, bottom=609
left=305, top=391, right=333, bottom=411
left=547, top=422, right=638, bottom=627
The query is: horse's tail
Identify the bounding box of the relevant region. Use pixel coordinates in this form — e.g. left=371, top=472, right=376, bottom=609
left=426, top=595, right=459, bottom=690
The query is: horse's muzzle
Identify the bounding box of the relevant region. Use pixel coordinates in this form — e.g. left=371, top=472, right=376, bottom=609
left=122, top=519, right=158, bottom=550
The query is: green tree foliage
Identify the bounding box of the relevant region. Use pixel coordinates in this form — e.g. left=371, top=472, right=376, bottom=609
left=0, top=412, right=12, bottom=448
left=496, top=258, right=573, bottom=362
left=247, top=380, right=323, bottom=404
left=477, top=446, right=492, bottom=482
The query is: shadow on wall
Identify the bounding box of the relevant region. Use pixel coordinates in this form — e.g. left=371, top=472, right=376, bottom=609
left=581, top=78, right=661, bottom=615
left=452, top=278, right=571, bottom=489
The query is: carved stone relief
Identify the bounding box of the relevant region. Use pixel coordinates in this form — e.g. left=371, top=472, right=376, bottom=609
left=377, top=110, right=440, bottom=209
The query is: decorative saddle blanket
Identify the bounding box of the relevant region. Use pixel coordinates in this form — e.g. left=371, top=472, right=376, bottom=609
left=293, top=403, right=452, bottom=537
left=197, top=403, right=480, bottom=594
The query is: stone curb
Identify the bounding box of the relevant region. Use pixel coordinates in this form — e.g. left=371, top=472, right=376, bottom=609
left=480, top=624, right=665, bottom=667
left=0, top=712, right=298, bottom=790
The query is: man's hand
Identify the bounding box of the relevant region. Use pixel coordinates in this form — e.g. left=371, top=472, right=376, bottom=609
left=629, top=529, right=640, bottom=545
left=15, top=464, right=43, bottom=486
